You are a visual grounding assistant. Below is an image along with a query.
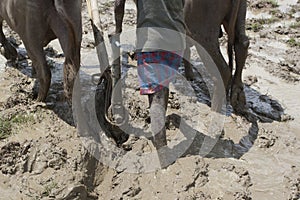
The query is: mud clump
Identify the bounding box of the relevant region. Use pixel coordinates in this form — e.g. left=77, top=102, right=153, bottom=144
left=256, top=128, right=278, bottom=148
left=285, top=166, right=300, bottom=200
left=250, top=0, right=279, bottom=9
left=0, top=141, right=31, bottom=175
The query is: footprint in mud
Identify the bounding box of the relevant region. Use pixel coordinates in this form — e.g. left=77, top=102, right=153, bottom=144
left=0, top=141, right=31, bottom=175
left=0, top=138, right=69, bottom=176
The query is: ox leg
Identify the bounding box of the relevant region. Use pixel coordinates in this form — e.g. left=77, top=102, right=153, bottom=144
left=231, top=34, right=249, bottom=110
left=0, top=20, right=18, bottom=62
left=22, top=3, right=52, bottom=101
left=63, top=57, right=80, bottom=100
left=196, top=37, right=231, bottom=112
left=49, top=17, right=81, bottom=100
left=114, top=0, right=126, bottom=34
left=231, top=0, right=249, bottom=110
left=26, top=47, right=51, bottom=101
left=149, top=87, right=169, bottom=149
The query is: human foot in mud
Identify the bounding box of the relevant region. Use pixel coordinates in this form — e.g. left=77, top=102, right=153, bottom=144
left=148, top=88, right=169, bottom=149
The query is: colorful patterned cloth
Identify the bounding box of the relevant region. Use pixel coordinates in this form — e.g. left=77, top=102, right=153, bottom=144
left=137, top=51, right=183, bottom=95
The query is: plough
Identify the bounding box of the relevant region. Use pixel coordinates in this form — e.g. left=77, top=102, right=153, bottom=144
left=86, top=0, right=129, bottom=145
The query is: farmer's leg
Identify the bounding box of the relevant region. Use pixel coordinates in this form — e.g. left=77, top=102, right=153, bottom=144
left=137, top=51, right=182, bottom=148
left=148, top=87, right=169, bottom=148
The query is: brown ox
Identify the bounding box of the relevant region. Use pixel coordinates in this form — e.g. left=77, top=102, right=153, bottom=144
left=184, top=0, right=249, bottom=110
left=0, top=0, right=82, bottom=101
left=114, top=0, right=249, bottom=111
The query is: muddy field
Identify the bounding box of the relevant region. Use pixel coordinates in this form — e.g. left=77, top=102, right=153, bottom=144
left=0, top=0, right=300, bottom=199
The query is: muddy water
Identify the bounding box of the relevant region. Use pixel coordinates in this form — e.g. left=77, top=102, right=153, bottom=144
left=243, top=64, right=300, bottom=199
left=250, top=59, right=297, bottom=200
left=240, top=1, right=300, bottom=198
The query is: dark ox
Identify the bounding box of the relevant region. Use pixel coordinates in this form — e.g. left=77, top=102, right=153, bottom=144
left=114, top=0, right=249, bottom=111
left=184, top=0, right=249, bottom=110
left=0, top=0, right=82, bottom=101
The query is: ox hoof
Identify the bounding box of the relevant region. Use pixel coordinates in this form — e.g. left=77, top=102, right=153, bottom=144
left=31, top=67, right=37, bottom=78
left=231, top=85, right=246, bottom=111
left=37, top=96, right=46, bottom=102
left=36, top=88, right=48, bottom=102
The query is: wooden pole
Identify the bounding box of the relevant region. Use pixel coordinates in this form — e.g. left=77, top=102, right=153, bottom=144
left=86, top=0, right=109, bottom=73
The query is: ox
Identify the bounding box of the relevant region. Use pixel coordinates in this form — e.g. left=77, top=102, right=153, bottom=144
left=113, top=0, right=249, bottom=111
left=0, top=0, right=82, bottom=101
left=184, top=0, right=249, bottom=110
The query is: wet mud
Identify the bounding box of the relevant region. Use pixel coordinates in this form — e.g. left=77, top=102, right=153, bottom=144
left=0, top=0, right=300, bottom=199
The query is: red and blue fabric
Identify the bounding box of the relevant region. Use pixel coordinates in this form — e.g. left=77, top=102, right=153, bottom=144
left=137, top=51, right=183, bottom=95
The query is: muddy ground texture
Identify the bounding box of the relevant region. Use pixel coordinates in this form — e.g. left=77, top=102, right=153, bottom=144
left=0, top=0, right=300, bottom=199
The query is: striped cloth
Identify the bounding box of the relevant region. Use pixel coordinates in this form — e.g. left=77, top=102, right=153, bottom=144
left=137, top=51, right=183, bottom=95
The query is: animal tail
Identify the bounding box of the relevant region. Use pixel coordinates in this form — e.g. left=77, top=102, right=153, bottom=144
left=227, top=0, right=241, bottom=71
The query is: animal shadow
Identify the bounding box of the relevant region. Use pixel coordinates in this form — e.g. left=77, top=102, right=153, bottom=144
left=170, top=65, right=293, bottom=160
